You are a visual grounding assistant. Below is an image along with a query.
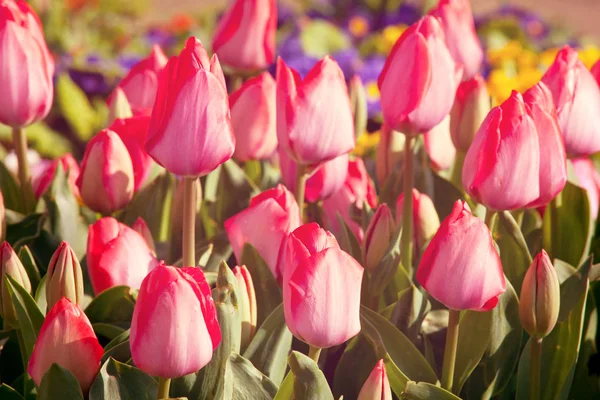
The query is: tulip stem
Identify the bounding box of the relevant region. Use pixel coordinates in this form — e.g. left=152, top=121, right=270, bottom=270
left=308, top=345, right=322, bottom=364
left=401, top=136, right=414, bottom=273
left=530, top=338, right=543, bottom=400
left=182, top=177, right=199, bottom=267
left=484, top=209, right=497, bottom=234
left=450, top=150, right=466, bottom=192
left=157, top=377, right=171, bottom=399
left=295, top=165, right=309, bottom=221
left=441, top=309, right=460, bottom=392
left=12, top=127, right=34, bottom=212
left=549, top=193, right=561, bottom=260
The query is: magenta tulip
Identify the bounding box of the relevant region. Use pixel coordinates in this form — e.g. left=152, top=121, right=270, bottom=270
left=396, top=189, right=440, bottom=256
left=450, top=75, right=490, bottom=152
left=109, top=116, right=153, bottom=191
left=423, top=115, right=455, bottom=171
left=358, top=360, right=392, bottom=400
left=132, top=217, right=156, bottom=252
left=32, top=153, right=80, bottom=199
left=571, top=157, right=600, bottom=220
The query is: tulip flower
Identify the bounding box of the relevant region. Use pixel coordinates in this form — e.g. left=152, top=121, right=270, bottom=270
left=0, top=242, right=31, bottom=327
left=0, top=193, right=4, bottom=242
left=429, top=0, right=483, bottom=80
left=233, top=265, right=257, bottom=349
left=450, top=75, right=490, bottom=152
left=523, top=82, right=567, bottom=207
left=462, top=91, right=540, bottom=211
left=109, top=116, right=153, bottom=190
left=86, top=217, right=159, bottom=295
left=276, top=57, right=355, bottom=166
left=28, top=298, right=103, bottom=392
left=32, top=153, right=80, bottom=199
left=146, top=37, right=235, bottom=177
left=357, top=360, right=392, bottom=400
left=362, top=204, right=395, bottom=272
left=375, top=123, right=405, bottom=186
left=230, top=72, right=277, bottom=162
left=132, top=217, right=156, bottom=252
left=541, top=46, right=600, bottom=157
left=282, top=223, right=363, bottom=348
left=519, top=250, right=560, bottom=339
left=108, top=44, right=168, bottom=114
left=378, top=16, right=462, bottom=134
left=130, top=264, right=221, bottom=378
left=225, top=184, right=301, bottom=281
left=571, top=157, right=600, bottom=220
left=396, top=189, right=440, bottom=256
left=417, top=200, right=505, bottom=311
left=591, top=59, right=600, bottom=86
left=0, top=0, right=54, bottom=128
left=423, top=115, right=456, bottom=171
left=212, top=0, right=277, bottom=71
left=46, top=241, right=84, bottom=310
left=107, top=87, right=133, bottom=124
left=76, top=129, right=135, bottom=214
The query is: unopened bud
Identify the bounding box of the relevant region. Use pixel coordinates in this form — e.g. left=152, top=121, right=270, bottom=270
left=1, top=242, right=32, bottom=327
left=233, top=265, right=257, bottom=350
left=357, top=359, right=392, bottom=400
left=46, top=241, right=84, bottom=310
left=349, top=75, right=368, bottom=139
left=396, top=189, right=440, bottom=255
left=107, top=87, right=133, bottom=125
left=362, top=204, right=396, bottom=272
left=132, top=217, right=156, bottom=252
left=450, top=75, right=490, bottom=152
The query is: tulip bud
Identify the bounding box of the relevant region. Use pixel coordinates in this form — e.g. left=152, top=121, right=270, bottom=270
left=350, top=75, right=368, bottom=138
left=233, top=265, right=257, bottom=349
left=519, top=250, right=560, bottom=339
left=423, top=115, right=455, bottom=171
left=450, top=75, right=490, bottom=152
left=107, top=87, right=133, bottom=125
left=46, top=242, right=84, bottom=310
left=362, top=204, right=395, bottom=272
left=0, top=193, right=5, bottom=242
left=76, top=129, right=135, bottom=215
left=28, top=298, right=103, bottom=392
left=571, top=157, right=600, bottom=220
left=396, top=189, right=440, bottom=255
left=357, top=360, right=392, bottom=400
left=32, top=153, right=81, bottom=200
left=132, top=217, right=156, bottom=252
left=109, top=116, right=153, bottom=191
left=0, top=242, right=32, bottom=327
left=375, top=124, right=405, bottom=186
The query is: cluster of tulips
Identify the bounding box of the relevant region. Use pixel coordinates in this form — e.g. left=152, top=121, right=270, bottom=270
left=0, top=0, right=599, bottom=399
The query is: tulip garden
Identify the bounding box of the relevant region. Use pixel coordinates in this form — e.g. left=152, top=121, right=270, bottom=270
left=2, top=0, right=600, bottom=399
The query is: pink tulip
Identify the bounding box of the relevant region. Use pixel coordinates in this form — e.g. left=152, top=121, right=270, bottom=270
left=1, top=241, right=31, bottom=327
left=225, top=184, right=301, bottom=282
left=86, top=217, right=159, bottom=295
left=109, top=116, right=153, bottom=190
left=146, top=37, right=235, bottom=177
left=212, top=0, right=277, bottom=71
left=416, top=200, right=505, bottom=311
left=571, top=157, right=600, bottom=220
left=378, top=16, right=462, bottom=134
left=28, top=298, right=103, bottom=392
left=429, top=0, right=483, bottom=80
left=32, top=153, right=80, bottom=199
left=375, top=123, right=405, bottom=186
left=523, top=82, right=567, bottom=207
left=282, top=223, right=363, bottom=348
left=362, top=204, right=395, bottom=272
left=591, top=59, right=600, bottom=86
left=423, top=115, right=455, bottom=171
left=132, top=217, right=156, bottom=251
left=541, top=46, right=600, bottom=157
left=357, top=360, right=392, bottom=400
left=396, top=189, right=440, bottom=256
left=233, top=265, right=257, bottom=347
left=230, top=72, right=277, bottom=162
left=130, top=264, right=221, bottom=378
left=276, top=56, right=355, bottom=165
left=0, top=0, right=54, bottom=127
left=108, top=45, right=167, bottom=114
left=462, top=91, right=540, bottom=211
left=450, top=75, right=490, bottom=152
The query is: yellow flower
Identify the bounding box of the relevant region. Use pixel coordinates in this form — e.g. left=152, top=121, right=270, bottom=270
left=354, top=131, right=380, bottom=157
left=365, top=81, right=380, bottom=102
left=539, top=48, right=560, bottom=68
left=517, top=67, right=544, bottom=92
left=348, top=16, right=370, bottom=38
left=487, top=69, right=519, bottom=105
left=578, top=46, right=600, bottom=69
left=378, top=25, right=407, bottom=54
left=487, top=41, right=523, bottom=66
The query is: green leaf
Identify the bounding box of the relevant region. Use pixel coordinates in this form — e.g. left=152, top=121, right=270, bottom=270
left=226, top=354, right=278, bottom=400
left=556, top=256, right=592, bottom=322
left=213, top=160, right=260, bottom=226
left=273, top=372, right=294, bottom=400
left=6, top=213, right=47, bottom=249
left=243, top=303, right=292, bottom=386
left=402, top=381, right=461, bottom=400
left=38, top=363, right=84, bottom=400
left=34, top=275, right=47, bottom=313
left=89, top=357, right=157, bottom=400
left=55, top=74, right=99, bottom=141
left=300, top=20, right=350, bottom=58
left=496, top=216, right=531, bottom=296
left=0, top=384, right=23, bottom=400
left=0, top=161, right=25, bottom=213
left=333, top=335, right=379, bottom=400
left=335, top=214, right=362, bottom=262
left=92, top=323, right=126, bottom=341
left=84, top=286, right=136, bottom=325
left=17, top=245, right=41, bottom=293
left=431, top=173, right=464, bottom=221
left=288, top=351, right=334, bottom=400
left=385, top=285, right=430, bottom=343
left=101, top=330, right=131, bottom=364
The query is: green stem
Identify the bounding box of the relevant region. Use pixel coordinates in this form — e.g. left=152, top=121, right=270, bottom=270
left=485, top=209, right=497, bottom=234
left=295, top=165, right=309, bottom=222
left=182, top=177, right=199, bottom=267
left=308, top=345, right=322, bottom=364
left=450, top=150, right=466, bottom=192
left=16, top=330, right=29, bottom=395
left=157, top=377, right=171, bottom=399
left=12, top=127, right=34, bottom=211
left=401, top=136, right=414, bottom=273
left=229, top=74, right=243, bottom=93
left=530, top=338, right=543, bottom=400
left=549, top=193, right=561, bottom=260
left=441, top=309, right=461, bottom=392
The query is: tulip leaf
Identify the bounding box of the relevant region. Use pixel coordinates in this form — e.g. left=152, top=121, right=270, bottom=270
left=336, top=213, right=362, bottom=262
left=241, top=243, right=282, bottom=328
left=243, top=303, right=293, bottom=386
left=273, top=372, right=294, bottom=400
left=496, top=217, right=531, bottom=297
left=287, top=351, right=334, bottom=400
left=55, top=74, right=99, bottom=141
left=17, top=245, right=41, bottom=293
left=84, top=286, right=136, bottom=325
left=402, top=381, right=461, bottom=400
left=0, top=384, right=23, bottom=400
left=225, top=354, right=278, bottom=399
left=3, top=275, right=44, bottom=363
left=34, top=275, right=47, bottom=314
left=89, top=357, right=157, bottom=400
left=383, top=285, right=431, bottom=344
left=333, top=335, right=379, bottom=400
left=0, top=161, right=26, bottom=213
left=92, top=323, right=126, bottom=341
left=6, top=213, right=47, bottom=250
left=214, top=160, right=260, bottom=226
left=431, top=173, right=464, bottom=221
left=556, top=256, right=592, bottom=322
left=38, top=363, right=84, bottom=400
left=101, top=330, right=131, bottom=364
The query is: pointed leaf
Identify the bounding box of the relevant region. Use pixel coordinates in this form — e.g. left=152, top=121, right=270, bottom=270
left=101, top=330, right=131, bottom=364
left=84, top=286, right=136, bottom=325
left=6, top=213, right=46, bottom=249
left=0, top=384, right=23, bottom=400
left=288, top=351, right=334, bottom=400
left=17, top=245, right=41, bottom=293
left=0, top=161, right=26, bottom=213
left=89, top=357, right=157, bottom=400
left=38, top=363, right=84, bottom=400
left=226, top=354, right=278, bottom=399
left=403, top=381, right=461, bottom=400
left=333, top=335, right=379, bottom=400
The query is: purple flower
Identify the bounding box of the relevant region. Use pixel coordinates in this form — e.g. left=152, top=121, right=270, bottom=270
left=357, top=55, right=386, bottom=117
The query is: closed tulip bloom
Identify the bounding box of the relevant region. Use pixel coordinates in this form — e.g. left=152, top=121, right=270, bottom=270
left=130, top=265, right=221, bottom=378
left=86, top=217, right=159, bottom=295
left=362, top=204, right=395, bottom=272
left=132, top=217, right=156, bottom=252
left=378, top=16, right=462, bottom=134
left=519, top=250, right=560, bottom=339
left=429, top=0, right=483, bottom=80
left=233, top=265, right=257, bottom=348
left=212, top=0, right=276, bottom=71
left=423, top=115, right=455, bottom=171
left=0, top=0, right=54, bottom=127
left=450, top=75, right=490, bottom=152
left=76, top=129, right=135, bottom=214
left=146, top=37, right=235, bottom=177
left=396, top=189, right=440, bottom=255
left=276, top=57, right=355, bottom=165
left=46, top=241, right=84, bottom=310
left=109, top=45, right=168, bottom=114
left=0, top=242, right=31, bottom=327
left=283, top=223, right=363, bottom=348
left=225, top=184, right=301, bottom=281
left=230, top=72, right=277, bottom=162
left=523, top=82, right=567, bottom=207
left=417, top=200, right=505, bottom=310
left=109, top=116, right=153, bottom=190
left=462, top=91, right=540, bottom=211
left=591, top=59, right=600, bottom=86
left=33, top=153, right=80, bottom=199
left=571, top=157, right=600, bottom=220
left=541, top=46, right=600, bottom=157
left=107, top=87, right=133, bottom=124
left=357, top=360, right=392, bottom=400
